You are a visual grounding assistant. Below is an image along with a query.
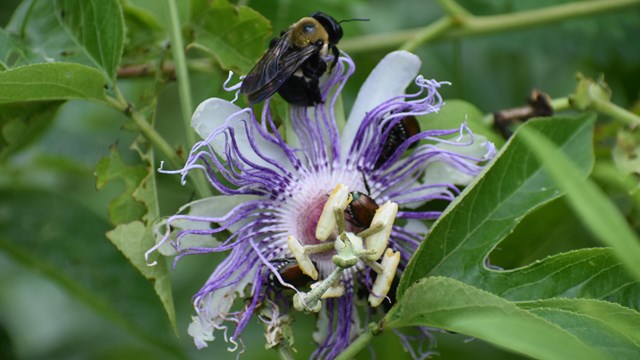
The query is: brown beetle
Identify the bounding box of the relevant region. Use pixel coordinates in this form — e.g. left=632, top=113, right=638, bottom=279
left=345, top=191, right=379, bottom=229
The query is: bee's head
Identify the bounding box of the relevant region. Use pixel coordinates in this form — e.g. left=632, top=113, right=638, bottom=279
left=290, top=17, right=330, bottom=48
left=310, top=12, right=343, bottom=44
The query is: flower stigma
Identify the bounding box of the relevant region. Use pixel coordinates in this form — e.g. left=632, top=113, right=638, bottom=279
left=292, top=183, right=400, bottom=313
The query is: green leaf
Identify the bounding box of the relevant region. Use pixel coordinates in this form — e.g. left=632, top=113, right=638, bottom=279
left=95, top=147, right=147, bottom=225
left=519, top=124, right=640, bottom=280
left=96, top=135, right=176, bottom=330
left=191, top=0, right=272, bottom=74
left=0, top=189, right=182, bottom=357
left=0, top=102, right=62, bottom=159
left=398, top=114, right=640, bottom=309
left=0, top=63, right=108, bottom=104
left=104, top=136, right=176, bottom=331
left=123, top=0, right=189, bottom=31
left=54, top=0, right=125, bottom=81
left=0, top=29, right=32, bottom=69
left=519, top=298, right=640, bottom=354
left=5, top=0, right=103, bottom=70
left=386, top=277, right=604, bottom=360
left=106, top=221, right=176, bottom=333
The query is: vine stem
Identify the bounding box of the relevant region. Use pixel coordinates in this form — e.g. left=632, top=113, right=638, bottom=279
left=106, top=92, right=182, bottom=170
left=335, top=322, right=382, bottom=360
left=341, top=0, right=640, bottom=53
left=165, top=0, right=212, bottom=198
left=276, top=344, right=296, bottom=360
left=166, top=0, right=195, bottom=146
left=399, top=17, right=454, bottom=52
left=591, top=98, right=640, bottom=128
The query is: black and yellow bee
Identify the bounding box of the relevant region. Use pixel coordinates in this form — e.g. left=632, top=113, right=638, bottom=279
left=240, top=12, right=343, bottom=106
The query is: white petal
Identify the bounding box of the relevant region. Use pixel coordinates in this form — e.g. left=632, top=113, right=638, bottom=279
left=192, top=98, right=242, bottom=140
left=155, top=195, right=260, bottom=255
left=189, top=266, right=258, bottom=348
left=422, top=134, right=492, bottom=186
left=341, top=51, right=422, bottom=156
left=192, top=98, right=294, bottom=172
left=176, top=194, right=261, bottom=233
left=393, top=134, right=492, bottom=209
left=403, top=218, right=429, bottom=236
left=188, top=315, right=214, bottom=349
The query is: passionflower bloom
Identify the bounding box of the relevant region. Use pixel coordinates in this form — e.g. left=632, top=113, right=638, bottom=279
left=149, top=50, right=495, bottom=358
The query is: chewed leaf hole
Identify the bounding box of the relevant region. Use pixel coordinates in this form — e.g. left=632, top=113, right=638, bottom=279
left=487, top=198, right=598, bottom=270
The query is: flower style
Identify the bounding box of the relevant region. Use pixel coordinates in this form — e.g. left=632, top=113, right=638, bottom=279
left=148, top=50, right=495, bottom=358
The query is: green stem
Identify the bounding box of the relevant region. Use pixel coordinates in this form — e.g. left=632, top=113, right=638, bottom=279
left=165, top=0, right=213, bottom=198
left=437, top=0, right=472, bottom=18
left=400, top=17, right=455, bottom=52
left=166, top=0, right=195, bottom=146
left=551, top=97, right=571, bottom=112
left=335, top=322, right=381, bottom=360
left=591, top=98, right=640, bottom=128
left=341, top=0, right=640, bottom=53
left=131, top=111, right=182, bottom=169
left=276, top=344, right=295, bottom=360
left=107, top=89, right=183, bottom=170
left=453, top=0, right=640, bottom=38
left=108, top=89, right=211, bottom=198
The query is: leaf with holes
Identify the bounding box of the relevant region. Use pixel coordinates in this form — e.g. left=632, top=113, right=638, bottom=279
left=95, top=147, right=147, bottom=225
left=398, top=114, right=640, bottom=311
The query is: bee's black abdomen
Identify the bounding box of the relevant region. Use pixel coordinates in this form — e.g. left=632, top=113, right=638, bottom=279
left=277, top=76, right=322, bottom=106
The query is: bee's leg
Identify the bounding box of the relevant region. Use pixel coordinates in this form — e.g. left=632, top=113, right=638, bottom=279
left=301, top=56, right=327, bottom=79
left=300, top=59, right=325, bottom=105
left=329, top=44, right=340, bottom=71
left=306, top=77, right=323, bottom=105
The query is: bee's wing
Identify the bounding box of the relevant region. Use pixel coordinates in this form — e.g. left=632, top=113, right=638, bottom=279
left=241, top=35, right=320, bottom=104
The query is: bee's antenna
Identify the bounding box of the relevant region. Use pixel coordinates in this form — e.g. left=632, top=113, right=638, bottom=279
left=338, top=18, right=370, bottom=24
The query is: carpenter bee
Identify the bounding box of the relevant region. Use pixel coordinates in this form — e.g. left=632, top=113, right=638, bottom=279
left=375, top=115, right=421, bottom=169
left=240, top=12, right=343, bottom=106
